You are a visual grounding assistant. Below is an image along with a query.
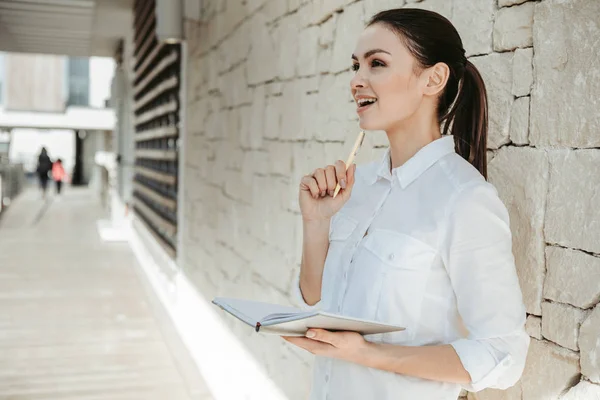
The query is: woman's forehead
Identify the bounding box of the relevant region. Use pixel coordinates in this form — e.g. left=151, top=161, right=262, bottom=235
left=353, top=24, right=407, bottom=59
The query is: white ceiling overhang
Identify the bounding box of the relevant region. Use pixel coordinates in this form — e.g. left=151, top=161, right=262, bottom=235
left=0, top=0, right=133, bottom=57
left=0, top=106, right=115, bottom=130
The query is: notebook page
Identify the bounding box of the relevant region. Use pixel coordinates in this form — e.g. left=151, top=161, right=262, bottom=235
left=261, top=311, right=317, bottom=324
left=213, top=297, right=304, bottom=324
left=259, top=313, right=405, bottom=336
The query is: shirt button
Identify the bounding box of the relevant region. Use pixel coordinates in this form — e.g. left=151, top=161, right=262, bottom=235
left=389, top=253, right=395, bottom=261
left=325, top=374, right=329, bottom=383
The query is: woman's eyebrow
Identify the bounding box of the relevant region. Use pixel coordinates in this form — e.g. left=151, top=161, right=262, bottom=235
left=351, top=49, right=392, bottom=60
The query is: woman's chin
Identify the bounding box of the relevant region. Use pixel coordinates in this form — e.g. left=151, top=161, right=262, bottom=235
left=358, top=116, right=383, bottom=131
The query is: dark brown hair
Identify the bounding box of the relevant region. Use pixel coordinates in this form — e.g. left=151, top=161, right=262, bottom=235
left=368, top=9, right=488, bottom=179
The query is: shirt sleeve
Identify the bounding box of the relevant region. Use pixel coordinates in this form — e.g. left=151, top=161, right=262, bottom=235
left=440, top=181, right=530, bottom=392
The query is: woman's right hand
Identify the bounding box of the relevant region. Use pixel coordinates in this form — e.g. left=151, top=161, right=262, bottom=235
left=299, top=161, right=357, bottom=222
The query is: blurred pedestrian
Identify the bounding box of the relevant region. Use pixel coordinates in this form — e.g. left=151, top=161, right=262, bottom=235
left=36, top=147, right=52, bottom=199
left=52, top=158, right=67, bottom=196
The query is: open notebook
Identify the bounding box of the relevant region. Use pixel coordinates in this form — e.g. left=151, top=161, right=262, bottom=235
left=212, top=297, right=405, bottom=336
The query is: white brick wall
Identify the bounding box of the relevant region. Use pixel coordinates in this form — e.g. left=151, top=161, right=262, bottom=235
left=180, top=0, right=600, bottom=398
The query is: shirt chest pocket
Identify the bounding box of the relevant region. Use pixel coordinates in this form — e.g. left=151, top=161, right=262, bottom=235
left=362, top=229, right=436, bottom=271
left=362, top=229, right=437, bottom=341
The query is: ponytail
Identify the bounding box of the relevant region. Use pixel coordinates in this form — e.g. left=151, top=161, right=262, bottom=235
left=441, top=60, right=488, bottom=179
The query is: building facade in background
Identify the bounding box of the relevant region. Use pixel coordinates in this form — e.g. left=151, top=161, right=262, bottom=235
left=0, top=52, right=115, bottom=188
left=67, top=57, right=91, bottom=107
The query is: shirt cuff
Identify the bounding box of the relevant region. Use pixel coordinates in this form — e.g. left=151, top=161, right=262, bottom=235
left=291, top=271, right=322, bottom=310
left=450, top=338, right=513, bottom=392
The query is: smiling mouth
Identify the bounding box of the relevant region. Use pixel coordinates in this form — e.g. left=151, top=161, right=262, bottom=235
left=357, top=98, right=377, bottom=112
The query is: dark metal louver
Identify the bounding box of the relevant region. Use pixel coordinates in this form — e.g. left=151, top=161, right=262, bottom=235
left=132, top=0, right=180, bottom=257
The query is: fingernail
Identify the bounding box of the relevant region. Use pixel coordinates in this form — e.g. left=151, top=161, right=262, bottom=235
left=328, top=190, right=334, bottom=197
left=306, top=330, right=316, bottom=338
left=340, top=179, right=346, bottom=189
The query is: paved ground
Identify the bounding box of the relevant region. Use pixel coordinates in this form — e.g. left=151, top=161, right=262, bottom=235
left=0, top=188, right=213, bottom=400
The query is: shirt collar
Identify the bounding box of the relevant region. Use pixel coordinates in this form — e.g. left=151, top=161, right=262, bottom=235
left=367, top=135, right=456, bottom=188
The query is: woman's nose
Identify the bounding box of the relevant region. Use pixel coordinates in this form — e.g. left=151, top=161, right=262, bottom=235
left=350, top=71, right=367, bottom=90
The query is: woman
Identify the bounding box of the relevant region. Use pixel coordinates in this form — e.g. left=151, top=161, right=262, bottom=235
left=36, top=147, right=52, bottom=199
left=286, top=9, right=530, bottom=399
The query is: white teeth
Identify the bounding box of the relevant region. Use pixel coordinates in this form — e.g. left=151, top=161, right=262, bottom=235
left=358, top=98, right=377, bottom=106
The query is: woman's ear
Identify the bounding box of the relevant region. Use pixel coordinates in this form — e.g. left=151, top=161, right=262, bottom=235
left=423, top=62, right=450, bottom=97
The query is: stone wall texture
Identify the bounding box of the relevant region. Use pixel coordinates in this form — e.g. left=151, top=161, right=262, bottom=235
left=181, top=0, right=600, bottom=398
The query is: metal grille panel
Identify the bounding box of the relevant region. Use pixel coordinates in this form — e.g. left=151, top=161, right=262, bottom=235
left=132, top=0, right=180, bottom=257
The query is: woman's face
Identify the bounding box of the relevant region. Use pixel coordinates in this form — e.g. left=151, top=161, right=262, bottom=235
left=351, top=23, right=426, bottom=131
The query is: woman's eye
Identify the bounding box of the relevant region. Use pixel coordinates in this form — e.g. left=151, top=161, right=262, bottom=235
left=352, top=60, right=385, bottom=71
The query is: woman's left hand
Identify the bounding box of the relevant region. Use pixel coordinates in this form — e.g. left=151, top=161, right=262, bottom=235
left=283, top=329, right=371, bottom=364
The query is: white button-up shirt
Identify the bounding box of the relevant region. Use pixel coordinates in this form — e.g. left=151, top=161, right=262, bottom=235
left=294, top=135, right=530, bottom=400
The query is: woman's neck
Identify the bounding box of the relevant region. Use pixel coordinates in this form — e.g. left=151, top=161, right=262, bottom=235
left=385, top=112, right=442, bottom=170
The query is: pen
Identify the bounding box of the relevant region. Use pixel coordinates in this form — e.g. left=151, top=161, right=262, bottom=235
left=333, top=130, right=365, bottom=198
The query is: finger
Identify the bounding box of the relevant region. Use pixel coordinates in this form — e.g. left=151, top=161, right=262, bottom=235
left=313, top=168, right=327, bottom=197
left=300, top=175, right=320, bottom=199
left=324, top=165, right=337, bottom=196
left=306, top=329, right=337, bottom=346
left=347, top=164, right=357, bottom=189
left=334, top=160, right=347, bottom=190
left=338, top=164, right=356, bottom=200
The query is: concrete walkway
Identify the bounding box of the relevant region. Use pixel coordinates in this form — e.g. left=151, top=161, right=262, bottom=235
left=0, top=188, right=212, bottom=400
